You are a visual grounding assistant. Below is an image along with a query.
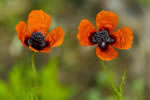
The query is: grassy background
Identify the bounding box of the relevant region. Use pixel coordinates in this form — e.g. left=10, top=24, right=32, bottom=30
left=0, top=0, right=149, bottom=100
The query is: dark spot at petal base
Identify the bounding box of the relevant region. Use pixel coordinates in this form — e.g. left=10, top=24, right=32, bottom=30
left=99, top=42, right=108, bottom=51
left=89, top=28, right=116, bottom=51
left=25, top=32, right=49, bottom=50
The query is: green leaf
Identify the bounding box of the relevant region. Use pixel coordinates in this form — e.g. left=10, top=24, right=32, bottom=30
left=86, top=88, right=103, bottom=100
left=0, top=80, right=11, bottom=100
left=39, top=57, right=71, bottom=100
left=8, top=63, right=32, bottom=100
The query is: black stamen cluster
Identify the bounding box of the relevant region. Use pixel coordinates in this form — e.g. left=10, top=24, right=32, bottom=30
left=28, top=32, right=47, bottom=50
left=90, top=29, right=115, bottom=50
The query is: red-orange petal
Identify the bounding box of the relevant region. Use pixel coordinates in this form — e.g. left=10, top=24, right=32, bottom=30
left=27, top=10, right=51, bottom=35
left=112, top=27, right=133, bottom=49
left=77, top=19, right=96, bottom=46
left=96, top=46, right=118, bottom=61
left=45, top=27, right=65, bottom=48
left=29, top=46, right=51, bottom=53
left=16, top=21, right=30, bottom=46
left=96, top=10, right=118, bottom=32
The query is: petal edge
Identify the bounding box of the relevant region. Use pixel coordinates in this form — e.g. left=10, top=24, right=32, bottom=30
left=77, top=19, right=96, bottom=46
left=45, top=27, right=65, bottom=48
left=96, top=10, right=118, bottom=32
left=16, top=21, right=30, bottom=46
left=96, top=46, right=118, bottom=61
left=112, top=27, right=133, bottom=49
left=29, top=46, right=51, bottom=53
left=28, top=10, right=51, bottom=35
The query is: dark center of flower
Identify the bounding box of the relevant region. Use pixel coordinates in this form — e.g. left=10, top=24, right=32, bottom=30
left=90, top=29, right=115, bottom=51
left=27, top=32, right=48, bottom=50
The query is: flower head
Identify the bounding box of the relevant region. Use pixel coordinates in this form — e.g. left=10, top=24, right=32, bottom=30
left=77, top=10, right=133, bottom=61
left=16, top=10, right=65, bottom=53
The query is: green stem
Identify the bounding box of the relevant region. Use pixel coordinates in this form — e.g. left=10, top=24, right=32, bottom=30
left=101, top=61, right=119, bottom=97
left=32, top=52, right=39, bottom=100
left=119, top=96, right=122, bottom=100
left=119, top=72, right=126, bottom=100
left=101, top=61, right=126, bottom=100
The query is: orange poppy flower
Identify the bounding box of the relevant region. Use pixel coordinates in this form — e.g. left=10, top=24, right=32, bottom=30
left=77, top=10, right=133, bottom=61
left=16, top=10, right=65, bottom=53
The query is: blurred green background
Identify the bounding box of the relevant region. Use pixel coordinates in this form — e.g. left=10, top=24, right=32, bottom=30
left=0, top=0, right=149, bottom=100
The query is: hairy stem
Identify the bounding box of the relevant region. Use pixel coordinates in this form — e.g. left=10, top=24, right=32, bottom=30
left=101, top=61, right=125, bottom=100
left=32, top=52, right=39, bottom=100
left=101, top=61, right=119, bottom=94
left=101, top=61, right=126, bottom=100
